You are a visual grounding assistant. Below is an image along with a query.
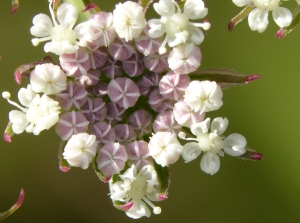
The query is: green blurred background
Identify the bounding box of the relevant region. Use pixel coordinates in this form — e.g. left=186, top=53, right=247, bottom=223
left=1, top=0, right=300, bottom=222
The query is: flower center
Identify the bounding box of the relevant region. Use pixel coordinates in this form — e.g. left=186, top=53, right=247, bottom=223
left=127, top=175, right=147, bottom=201
left=50, top=25, right=77, bottom=43
left=252, top=0, right=280, bottom=11
left=198, top=133, right=224, bottom=153
left=164, top=13, right=189, bottom=37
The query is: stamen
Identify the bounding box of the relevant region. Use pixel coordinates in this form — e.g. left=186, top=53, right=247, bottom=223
left=172, top=0, right=181, bottom=14
left=31, top=36, right=52, bottom=46
left=2, top=91, right=27, bottom=113
left=159, top=35, right=169, bottom=54
left=189, top=22, right=211, bottom=30
left=142, top=197, right=161, bottom=214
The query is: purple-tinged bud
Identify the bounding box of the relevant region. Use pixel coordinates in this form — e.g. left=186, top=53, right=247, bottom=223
left=128, top=110, right=152, bottom=137
left=228, top=20, right=235, bottom=32
left=245, top=75, right=261, bottom=83
left=238, top=149, right=264, bottom=161
left=82, top=3, right=100, bottom=12
left=97, top=142, right=128, bottom=177
left=102, top=56, right=123, bottom=79
left=90, top=122, right=116, bottom=146
left=11, top=0, right=19, bottom=14
left=60, top=49, right=90, bottom=78
left=107, top=77, right=141, bottom=109
left=137, top=72, right=161, bottom=96
left=86, top=43, right=108, bottom=69
left=106, top=102, right=125, bottom=122
left=108, top=37, right=135, bottom=61
left=149, top=88, right=174, bottom=112
left=173, top=99, right=205, bottom=127
left=89, top=11, right=117, bottom=46
left=55, top=111, right=89, bottom=141
left=113, top=201, right=134, bottom=212
left=126, top=140, right=153, bottom=170
left=153, top=111, right=181, bottom=134
left=88, top=81, right=108, bottom=97
left=276, top=29, right=284, bottom=39
left=144, top=53, right=169, bottom=73
left=81, top=98, right=107, bottom=124
left=113, top=124, right=137, bottom=143
left=159, top=71, right=190, bottom=100
left=122, top=52, right=145, bottom=77
left=228, top=5, right=253, bottom=32
left=4, top=122, right=13, bottom=142
left=56, top=82, right=87, bottom=110
left=168, top=43, right=201, bottom=75
left=79, top=69, right=101, bottom=87
left=135, top=25, right=162, bottom=56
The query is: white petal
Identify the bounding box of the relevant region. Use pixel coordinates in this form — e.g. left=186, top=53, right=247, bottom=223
left=56, top=3, right=78, bottom=29
left=210, top=117, right=228, bottom=135
left=182, top=142, right=201, bottom=163
left=187, top=26, right=204, bottom=45
left=232, top=0, right=252, bottom=7
left=223, top=133, right=247, bottom=156
left=200, top=152, right=220, bottom=175
left=272, top=7, right=292, bottom=28
left=9, top=110, right=29, bottom=134
left=153, top=0, right=175, bottom=17
left=148, top=19, right=165, bottom=38
left=126, top=201, right=151, bottom=219
left=190, top=118, right=210, bottom=136
left=248, top=8, right=269, bottom=33
left=184, top=0, right=208, bottom=20
left=30, top=14, right=53, bottom=37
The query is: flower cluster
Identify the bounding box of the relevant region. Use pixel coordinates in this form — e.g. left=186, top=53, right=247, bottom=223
left=3, top=0, right=263, bottom=219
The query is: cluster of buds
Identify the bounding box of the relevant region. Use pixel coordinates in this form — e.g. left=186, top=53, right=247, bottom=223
left=2, top=0, right=263, bottom=219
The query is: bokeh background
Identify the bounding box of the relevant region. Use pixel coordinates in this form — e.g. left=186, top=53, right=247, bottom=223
left=1, top=0, right=300, bottom=222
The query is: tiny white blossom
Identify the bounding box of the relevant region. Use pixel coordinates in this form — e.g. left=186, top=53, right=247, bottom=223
left=180, top=117, right=247, bottom=175
left=148, top=131, right=183, bottom=167
left=112, top=1, right=146, bottom=42
left=63, top=133, right=97, bottom=169
left=30, top=63, right=67, bottom=95
left=3, top=85, right=61, bottom=135
left=184, top=80, right=223, bottom=114
left=109, top=164, right=161, bottom=219
left=232, top=0, right=292, bottom=32
left=30, top=1, right=94, bottom=55
left=148, top=0, right=210, bottom=54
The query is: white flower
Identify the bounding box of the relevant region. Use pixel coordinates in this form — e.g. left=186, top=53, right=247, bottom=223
left=112, top=1, right=146, bottom=42
left=148, top=131, right=183, bottom=167
left=109, top=164, right=161, bottom=219
left=232, top=0, right=292, bottom=32
left=3, top=85, right=61, bottom=135
left=30, top=1, right=94, bottom=55
left=63, top=133, right=97, bottom=169
left=184, top=80, right=223, bottom=114
left=30, top=63, right=67, bottom=95
left=148, top=0, right=210, bottom=54
left=180, top=117, right=247, bottom=175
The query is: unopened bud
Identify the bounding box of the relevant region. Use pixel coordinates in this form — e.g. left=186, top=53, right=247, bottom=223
left=238, top=149, right=264, bottom=161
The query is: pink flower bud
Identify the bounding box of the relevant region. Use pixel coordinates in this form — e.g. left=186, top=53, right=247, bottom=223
left=173, top=99, right=206, bottom=127
left=107, top=77, right=141, bottom=109
left=106, top=102, right=125, bottom=122
left=113, top=124, right=137, bottom=143
left=86, top=42, right=108, bottom=69
left=128, top=110, right=152, bottom=137
left=122, top=52, right=145, bottom=77
left=56, top=82, right=87, bottom=110
left=153, top=111, right=181, bottom=134
left=144, top=53, right=169, bottom=73
left=90, top=121, right=116, bottom=146
left=168, top=43, right=201, bottom=74
left=88, top=81, right=108, bottom=97
left=79, top=69, right=101, bottom=87
left=149, top=88, right=174, bottom=112
left=97, top=142, right=128, bottom=177
left=60, top=48, right=91, bottom=78
left=126, top=140, right=153, bottom=170
left=55, top=111, right=89, bottom=141
left=81, top=98, right=107, bottom=124
left=135, top=25, right=162, bottom=56
left=102, top=56, right=123, bottom=79
left=137, top=72, right=161, bottom=96
left=108, top=37, right=135, bottom=61
left=159, top=71, right=190, bottom=100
